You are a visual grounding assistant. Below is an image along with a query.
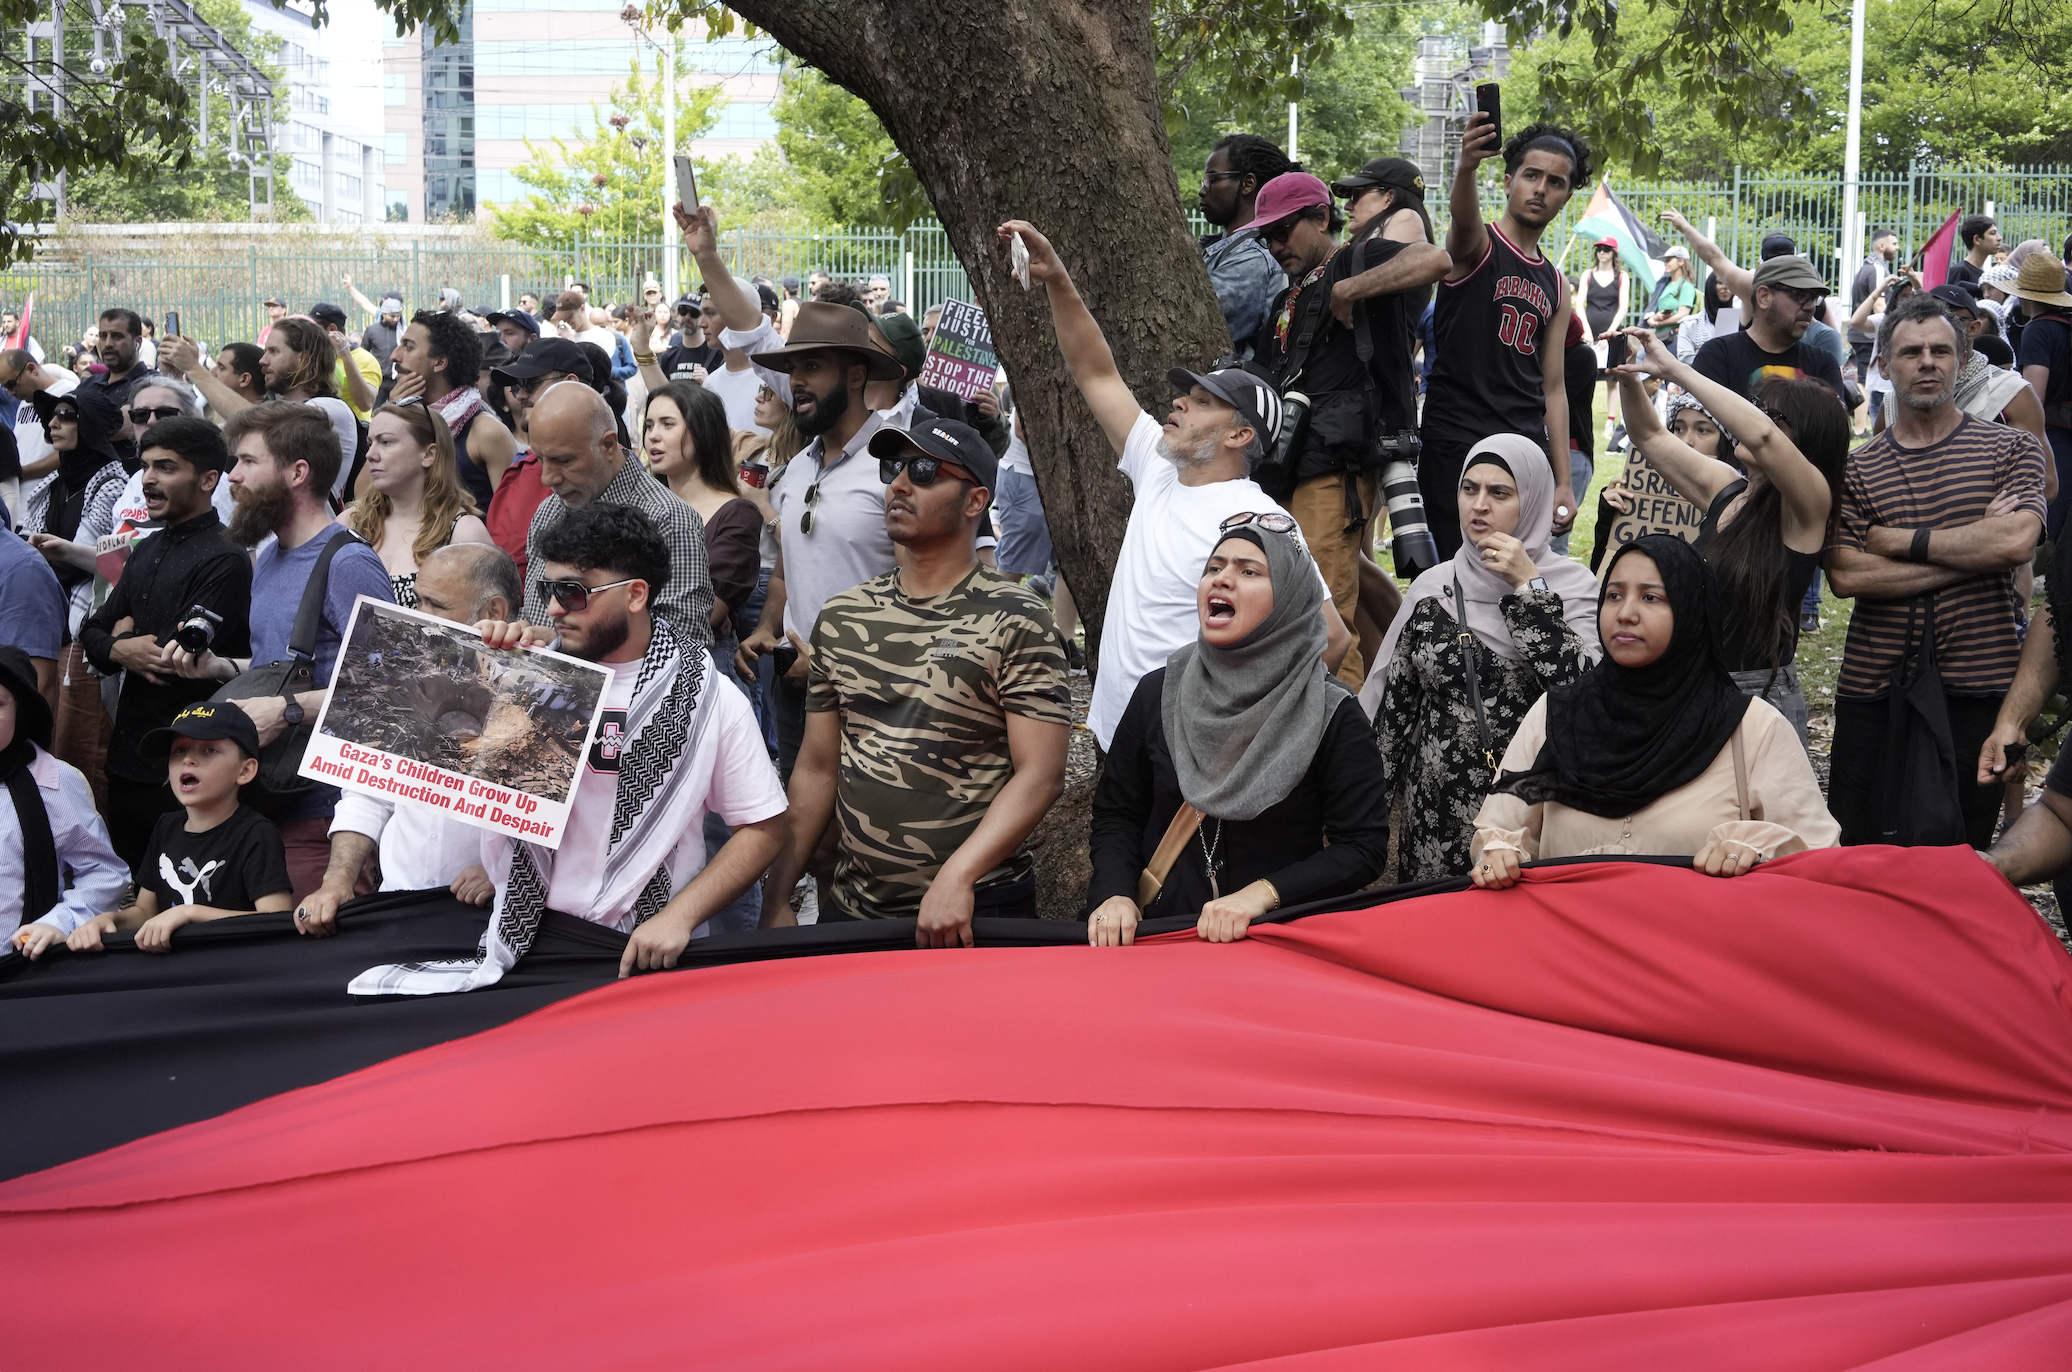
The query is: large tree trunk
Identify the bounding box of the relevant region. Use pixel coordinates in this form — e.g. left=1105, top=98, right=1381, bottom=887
left=727, top=0, right=1234, bottom=650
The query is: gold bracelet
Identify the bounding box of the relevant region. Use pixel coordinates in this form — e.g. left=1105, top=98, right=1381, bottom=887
left=1259, top=879, right=1281, bottom=912
left=633, top=352, right=657, bottom=365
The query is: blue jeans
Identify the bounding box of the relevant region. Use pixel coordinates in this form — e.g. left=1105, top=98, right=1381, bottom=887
left=701, top=808, right=763, bottom=936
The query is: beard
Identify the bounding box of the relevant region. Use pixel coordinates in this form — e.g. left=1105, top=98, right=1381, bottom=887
left=792, top=382, right=849, bottom=438
left=1900, top=377, right=1957, bottom=413
left=572, top=604, right=631, bottom=662
left=1157, top=430, right=1221, bottom=471
left=227, top=478, right=292, bottom=547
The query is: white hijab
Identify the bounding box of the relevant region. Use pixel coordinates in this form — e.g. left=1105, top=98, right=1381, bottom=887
left=1359, top=434, right=1602, bottom=718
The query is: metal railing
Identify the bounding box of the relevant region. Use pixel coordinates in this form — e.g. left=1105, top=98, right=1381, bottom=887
left=5, top=163, right=2069, bottom=355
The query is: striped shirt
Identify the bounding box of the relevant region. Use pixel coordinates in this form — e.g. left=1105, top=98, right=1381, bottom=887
left=1833, top=414, right=2047, bottom=698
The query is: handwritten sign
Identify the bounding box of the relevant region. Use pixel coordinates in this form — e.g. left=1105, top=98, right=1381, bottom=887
left=917, top=298, right=999, bottom=401
left=1601, top=447, right=1705, bottom=554
left=302, top=598, right=610, bottom=847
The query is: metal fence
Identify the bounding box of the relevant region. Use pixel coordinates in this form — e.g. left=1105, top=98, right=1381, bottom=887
left=6, top=163, right=2070, bottom=355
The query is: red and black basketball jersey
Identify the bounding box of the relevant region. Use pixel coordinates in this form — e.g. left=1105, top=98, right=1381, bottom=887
left=1421, top=224, right=1565, bottom=451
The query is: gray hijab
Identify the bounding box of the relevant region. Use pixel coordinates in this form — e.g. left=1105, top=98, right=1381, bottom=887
left=1162, top=524, right=1344, bottom=822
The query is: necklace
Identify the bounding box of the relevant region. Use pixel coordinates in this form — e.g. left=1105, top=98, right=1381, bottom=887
left=1198, top=817, right=1224, bottom=900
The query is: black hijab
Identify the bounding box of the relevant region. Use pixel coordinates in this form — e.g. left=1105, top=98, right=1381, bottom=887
left=44, top=395, right=123, bottom=543
left=0, top=648, right=59, bottom=925
left=1499, top=535, right=1750, bottom=818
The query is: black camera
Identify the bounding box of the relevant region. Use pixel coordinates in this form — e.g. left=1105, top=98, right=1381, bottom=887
left=173, top=604, right=222, bottom=655
left=771, top=642, right=800, bottom=676
left=1374, top=430, right=1440, bottom=577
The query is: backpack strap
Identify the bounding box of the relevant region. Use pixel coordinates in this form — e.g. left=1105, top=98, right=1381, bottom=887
left=287, top=528, right=358, bottom=664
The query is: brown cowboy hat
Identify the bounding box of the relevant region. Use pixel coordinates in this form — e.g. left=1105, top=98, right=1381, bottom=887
left=748, top=301, right=906, bottom=381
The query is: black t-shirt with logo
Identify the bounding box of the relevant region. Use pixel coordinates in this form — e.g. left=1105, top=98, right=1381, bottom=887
left=1691, top=329, right=1848, bottom=406
left=142, top=804, right=292, bottom=912
left=658, top=342, right=725, bottom=384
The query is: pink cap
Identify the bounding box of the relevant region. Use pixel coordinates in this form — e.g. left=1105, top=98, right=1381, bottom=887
left=1248, top=172, right=1332, bottom=230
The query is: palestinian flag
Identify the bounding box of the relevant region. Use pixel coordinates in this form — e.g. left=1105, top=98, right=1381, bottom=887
left=1574, top=181, right=1669, bottom=292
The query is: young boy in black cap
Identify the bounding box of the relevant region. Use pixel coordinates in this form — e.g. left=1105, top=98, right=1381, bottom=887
left=65, top=700, right=292, bottom=955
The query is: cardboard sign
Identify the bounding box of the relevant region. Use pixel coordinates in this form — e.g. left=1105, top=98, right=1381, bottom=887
left=301, top=597, right=611, bottom=847
left=1601, top=447, right=1705, bottom=553
left=916, top=298, right=999, bottom=401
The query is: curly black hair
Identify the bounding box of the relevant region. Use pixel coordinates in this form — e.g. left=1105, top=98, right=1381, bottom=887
left=409, top=308, right=484, bottom=388
left=536, top=502, right=671, bottom=596
left=136, top=415, right=229, bottom=473
left=1502, top=121, right=1592, bottom=188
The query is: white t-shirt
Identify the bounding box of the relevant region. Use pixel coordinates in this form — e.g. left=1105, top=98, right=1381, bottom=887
left=998, top=421, right=1032, bottom=475
left=305, top=396, right=358, bottom=500
left=109, top=467, right=238, bottom=540
left=547, top=657, right=787, bottom=932
left=329, top=793, right=486, bottom=892
left=568, top=324, right=618, bottom=356
left=1084, top=411, right=1324, bottom=750
left=703, top=363, right=766, bottom=434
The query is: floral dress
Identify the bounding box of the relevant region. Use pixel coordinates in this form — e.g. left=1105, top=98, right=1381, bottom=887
left=1374, top=589, right=1595, bottom=881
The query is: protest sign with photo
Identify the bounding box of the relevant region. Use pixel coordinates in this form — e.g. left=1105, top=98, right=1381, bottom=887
left=300, top=597, right=610, bottom=847
left=916, top=298, right=999, bottom=401
left=1601, top=447, right=1705, bottom=553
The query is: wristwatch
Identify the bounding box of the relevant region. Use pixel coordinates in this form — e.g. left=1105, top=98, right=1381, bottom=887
left=282, top=699, right=306, bottom=726
left=1526, top=576, right=1549, bottom=592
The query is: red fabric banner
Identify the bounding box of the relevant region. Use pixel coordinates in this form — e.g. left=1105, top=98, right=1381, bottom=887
left=5, top=847, right=2071, bottom=1369
left=1920, top=211, right=1963, bottom=291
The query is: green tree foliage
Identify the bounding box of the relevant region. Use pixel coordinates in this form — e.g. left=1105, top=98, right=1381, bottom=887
left=1510, top=0, right=2072, bottom=179
left=769, top=66, right=907, bottom=227
left=484, top=54, right=722, bottom=246
left=1167, top=5, right=1444, bottom=202
left=2, top=0, right=247, bottom=256
left=56, top=0, right=304, bottom=223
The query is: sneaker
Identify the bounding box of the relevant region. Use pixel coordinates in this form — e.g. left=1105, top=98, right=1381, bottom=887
left=793, top=876, right=820, bottom=926
left=1799, top=610, right=1821, bottom=635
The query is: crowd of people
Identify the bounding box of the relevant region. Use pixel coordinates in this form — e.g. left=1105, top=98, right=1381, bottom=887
left=4, top=114, right=2072, bottom=979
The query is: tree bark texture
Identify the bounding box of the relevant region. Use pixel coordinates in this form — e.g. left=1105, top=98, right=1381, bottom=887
left=726, top=0, right=1236, bottom=653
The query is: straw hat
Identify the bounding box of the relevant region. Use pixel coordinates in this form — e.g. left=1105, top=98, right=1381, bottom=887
left=2009, top=253, right=2072, bottom=308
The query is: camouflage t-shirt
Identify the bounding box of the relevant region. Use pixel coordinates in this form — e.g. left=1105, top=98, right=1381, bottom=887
left=807, top=565, right=1071, bottom=918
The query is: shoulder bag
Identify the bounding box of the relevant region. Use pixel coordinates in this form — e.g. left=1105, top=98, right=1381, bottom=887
left=211, top=528, right=359, bottom=812
left=1136, top=802, right=1205, bottom=911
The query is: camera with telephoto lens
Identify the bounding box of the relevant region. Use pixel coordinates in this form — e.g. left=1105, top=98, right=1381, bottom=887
left=1377, top=430, right=1440, bottom=579
left=173, top=604, right=222, bottom=656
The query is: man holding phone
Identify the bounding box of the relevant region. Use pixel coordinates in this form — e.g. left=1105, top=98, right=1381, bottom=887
left=1418, top=93, right=1589, bottom=559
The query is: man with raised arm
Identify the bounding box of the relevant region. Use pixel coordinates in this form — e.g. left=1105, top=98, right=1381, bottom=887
left=996, top=218, right=1350, bottom=752
left=1418, top=116, right=1585, bottom=560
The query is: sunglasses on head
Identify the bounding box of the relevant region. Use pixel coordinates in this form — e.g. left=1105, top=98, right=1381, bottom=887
left=536, top=576, right=638, bottom=612
left=1219, top=510, right=1297, bottom=535
left=129, top=405, right=183, bottom=424
left=879, top=453, right=976, bottom=487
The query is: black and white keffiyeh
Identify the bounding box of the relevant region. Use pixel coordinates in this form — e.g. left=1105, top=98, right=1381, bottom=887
left=349, top=618, right=715, bottom=996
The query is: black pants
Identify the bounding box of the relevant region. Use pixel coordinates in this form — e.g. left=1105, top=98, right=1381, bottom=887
left=771, top=666, right=809, bottom=788
left=1829, top=693, right=2004, bottom=850
left=104, top=774, right=181, bottom=880
left=1417, top=433, right=1476, bottom=562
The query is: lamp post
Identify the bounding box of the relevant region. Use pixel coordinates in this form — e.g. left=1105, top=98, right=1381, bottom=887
left=1840, top=0, right=1867, bottom=277
left=624, top=5, right=678, bottom=300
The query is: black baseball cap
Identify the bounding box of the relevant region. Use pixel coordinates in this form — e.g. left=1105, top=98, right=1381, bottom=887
left=309, top=302, right=349, bottom=329
left=869, top=416, right=998, bottom=492
left=140, top=700, right=261, bottom=760
left=484, top=310, right=541, bottom=337
left=1167, top=363, right=1283, bottom=449
left=1759, top=232, right=1798, bottom=261
left=492, top=336, right=591, bottom=385
left=1928, top=283, right=1981, bottom=313
left=1330, top=157, right=1426, bottom=202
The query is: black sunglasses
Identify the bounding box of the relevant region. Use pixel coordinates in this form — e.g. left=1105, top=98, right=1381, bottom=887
left=880, top=453, right=976, bottom=487
left=536, top=576, right=638, bottom=611
left=129, top=405, right=184, bottom=423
